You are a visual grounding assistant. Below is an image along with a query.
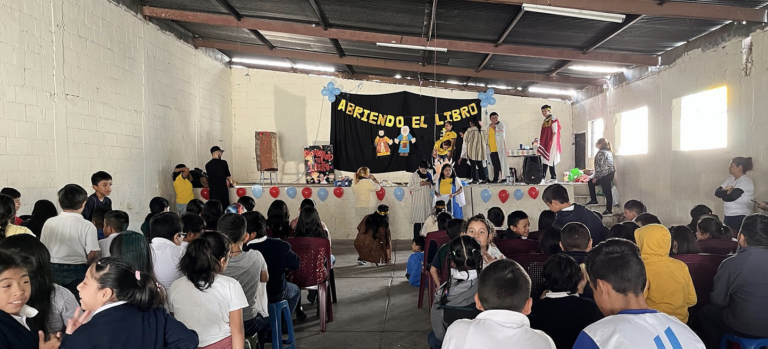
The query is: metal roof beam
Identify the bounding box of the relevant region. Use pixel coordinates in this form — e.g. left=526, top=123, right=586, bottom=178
left=143, top=7, right=657, bottom=66
left=463, top=0, right=766, bottom=23
left=195, top=38, right=606, bottom=86
left=495, top=8, right=525, bottom=46
left=584, top=15, right=643, bottom=52
left=307, top=0, right=329, bottom=30
left=427, top=0, right=438, bottom=41
left=205, top=0, right=275, bottom=49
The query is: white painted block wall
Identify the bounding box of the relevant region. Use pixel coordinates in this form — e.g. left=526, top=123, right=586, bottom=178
left=0, top=0, right=231, bottom=230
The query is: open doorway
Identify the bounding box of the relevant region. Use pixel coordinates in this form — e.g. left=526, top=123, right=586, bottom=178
left=574, top=132, right=586, bottom=169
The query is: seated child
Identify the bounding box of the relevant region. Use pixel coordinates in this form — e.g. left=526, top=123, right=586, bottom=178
left=425, top=212, right=452, bottom=263
left=529, top=254, right=602, bottom=349
left=181, top=213, right=205, bottom=243
left=0, top=187, right=23, bottom=225
left=428, top=236, right=484, bottom=349
left=668, top=225, right=699, bottom=255
left=538, top=227, right=562, bottom=255
left=406, top=236, right=425, bottom=287
left=237, top=196, right=256, bottom=212
left=466, top=215, right=505, bottom=267
left=542, top=184, right=604, bottom=244
left=420, top=201, right=447, bottom=236
left=502, top=211, right=530, bottom=240
left=635, top=225, right=697, bottom=323
left=63, top=257, right=198, bottom=349
left=606, top=221, right=639, bottom=244
left=695, top=216, right=737, bottom=254
left=430, top=219, right=465, bottom=286
left=99, top=210, right=129, bottom=257
left=634, top=213, right=661, bottom=227
left=0, top=251, right=54, bottom=349
left=687, top=204, right=713, bottom=233
left=443, top=259, right=556, bottom=349
left=622, top=200, right=646, bottom=223
left=91, top=207, right=109, bottom=240
left=559, top=222, right=592, bottom=264
left=487, top=207, right=505, bottom=232
left=573, top=239, right=704, bottom=348
left=149, top=212, right=186, bottom=290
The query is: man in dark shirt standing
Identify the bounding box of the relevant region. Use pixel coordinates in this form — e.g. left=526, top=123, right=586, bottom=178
left=205, top=146, right=232, bottom=207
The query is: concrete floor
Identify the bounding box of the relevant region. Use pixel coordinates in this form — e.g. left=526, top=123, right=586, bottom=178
left=292, top=240, right=430, bottom=349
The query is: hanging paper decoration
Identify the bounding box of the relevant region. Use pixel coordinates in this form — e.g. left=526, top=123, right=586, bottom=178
left=376, top=188, right=386, bottom=201
left=200, top=188, right=210, bottom=200
left=269, top=186, right=280, bottom=198
left=514, top=189, right=524, bottom=201
left=528, top=187, right=539, bottom=200
left=333, top=186, right=344, bottom=198
left=321, top=81, right=341, bottom=102
left=480, top=188, right=492, bottom=203
left=499, top=189, right=509, bottom=203
left=236, top=188, right=247, bottom=197
left=252, top=185, right=264, bottom=199
left=318, top=188, right=329, bottom=201
left=302, top=187, right=312, bottom=199
left=394, top=187, right=405, bottom=201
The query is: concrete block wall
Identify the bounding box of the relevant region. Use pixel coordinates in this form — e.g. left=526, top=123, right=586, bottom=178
left=573, top=29, right=768, bottom=226
left=230, top=69, right=574, bottom=184
left=0, top=0, right=231, bottom=229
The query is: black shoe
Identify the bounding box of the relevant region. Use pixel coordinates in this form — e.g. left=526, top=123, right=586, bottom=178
left=307, top=291, right=317, bottom=304
left=585, top=200, right=599, bottom=205
left=602, top=210, right=612, bottom=215
left=296, top=307, right=307, bottom=321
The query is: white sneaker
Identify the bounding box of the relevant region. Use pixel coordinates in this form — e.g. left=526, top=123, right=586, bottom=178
left=547, top=178, right=557, bottom=183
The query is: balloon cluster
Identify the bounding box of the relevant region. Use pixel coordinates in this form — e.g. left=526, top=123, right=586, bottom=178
left=478, top=88, right=497, bottom=108
left=321, top=81, right=341, bottom=102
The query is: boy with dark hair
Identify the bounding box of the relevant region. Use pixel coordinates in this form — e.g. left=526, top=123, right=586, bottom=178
left=503, top=211, right=530, bottom=240
left=92, top=207, right=109, bottom=240
left=560, top=222, right=592, bottom=264
left=442, top=259, right=556, bottom=349
left=430, top=218, right=466, bottom=286
left=181, top=213, right=205, bottom=243
left=82, top=171, right=113, bottom=222
left=148, top=212, right=186, bottom=290
left=573, top=239, right=704, bottom=349
left=40, top=184, right=100, bottom=299
left=406, top=236, right=425, bottom=287
left=542, top=184, right=604, bottom=244
left=634, top=213, right=661, bottom=227
left=0, top=187, right=23, bottom=225
left=623, top=200, right=646, bottom=222
left=243, top=211, right=302, bottom=317
left=99, top=210, right=129, bottom=257
left=237, top=196, right=256, bottom=212
left=219, top=213, right=270, bottom=338
left=487, top=207, right=505, bottom=231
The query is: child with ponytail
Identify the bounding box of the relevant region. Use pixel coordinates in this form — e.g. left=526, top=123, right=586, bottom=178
left=428, top=236, right=484, bottom=349
left=169, top=232, right=248, bottom=349
left=60, top=257, right=198, bottom=349
left=465, top=214, right=506, bottom=267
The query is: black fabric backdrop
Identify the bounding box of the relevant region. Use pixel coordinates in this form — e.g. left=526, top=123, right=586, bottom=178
left=330, top=91, right=481, bottom=173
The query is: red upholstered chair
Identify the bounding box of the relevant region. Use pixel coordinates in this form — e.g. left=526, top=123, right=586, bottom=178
left=672, top=253, right=728, bottom=307
left=419, top=230, right=450, bottom=309
left=509, top=254, right=550, bottom=299
left=285, top=237, right=334, bottom=332
left=696, top=239, right=738, bottom=256
left=494, top=239, right=541, bottom=257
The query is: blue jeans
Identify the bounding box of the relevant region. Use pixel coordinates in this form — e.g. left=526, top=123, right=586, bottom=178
left=51, top=263, right=88, bottom=300
left=724, top=215, right=746, bottom=234
left=176, top=203, right=187, bottom=214
left=244, top=314, right=270, bottom=337
left=427, top=331, right=443, bottom=349
left=280, top=282, right=301, bottom=315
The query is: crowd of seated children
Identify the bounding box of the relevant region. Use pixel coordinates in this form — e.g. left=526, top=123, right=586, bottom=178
left=502, top=211, right=530, bottom=240
left=465, top=214, right=505, bottom=267
left=635, top=224, right=697, bottom=323
left=622, top=200, right=646, bottom=223
left=573, top=239, right=705, bottom=348
left=487, top=207, right=505, bottom=233
left=99, top=210, right=129, bottom=258
left=606, top=221, right=638, bottom=244
left=406, top=236, right=425, bottom=287
left=443, top=259, right=556, bottom=349
left=81, top=171, right=112, bottom=223
left=529, top=210, right=556, bottom=241
left=542, top=184, right=604, bottom=244
left=430, top=218, right=465, bottom=286
left=529, top=254, right=602, bottom=349
left=428, top=236, right=484, bottom=349
left=669, top=225, right=700, bottom=255
left=634, top=213, right=661, bottom=227
left=538, top=227, right=562, bottom=255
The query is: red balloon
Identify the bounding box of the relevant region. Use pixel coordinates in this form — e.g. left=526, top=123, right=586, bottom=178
left=528, top=187, right=539, bottom=200
left=200, top=188, right=210, bottom=200
left=333, top=187, right=344, bottom=198
left=376, top=188, right=386, bottom=201
left=236, top=187, right=247, bottom=197
left=302, top=187, right=312, bottom=199
left=269, top=186, right=280, bottom=198
left=499, top=189, right=509, bottom=203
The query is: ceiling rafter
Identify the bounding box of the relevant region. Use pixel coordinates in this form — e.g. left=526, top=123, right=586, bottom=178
left=476, top=7, right=526, bottom=72
left=206, top=0, right=275, bottom=49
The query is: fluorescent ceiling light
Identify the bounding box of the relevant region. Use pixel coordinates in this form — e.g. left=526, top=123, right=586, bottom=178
left=294, top=63, right=335, bottom=72
left=528, top=86, right=577, bottom=96
left=394, top=74, right=402, bottom=79
left=522, top=4, right=625, bottom=23
left=516, top=87, right=523, bottom=90
left=487, top=84, right=511, bottom=89
left=230, top=65, right=247, bottom=69
left=231, top=57, right=291, bottom=68
left=376, top=42, right=448, bottom=53
left=569, top=65, right=626, bottom=74
left=446, top=80, right=462, bottom=85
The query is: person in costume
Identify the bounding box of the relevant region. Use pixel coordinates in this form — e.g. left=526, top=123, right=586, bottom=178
left=354, top=205, right=392, bottom=265
left=537, top=105, right=561, bottom=182
left=408, top=160, right=435, bottom=240
left=461, top=118, right=488, bottom=184
left=374, top=130, right=392, bottom=157
left=487, top=112, right=510, bottom=183
left=433, top=163, right=465, bottom=219
left=394, top=126, right=416, bottom=156
left=433, top=121, right=457, bottom=159
left=433, top=139, right=452, bottom=162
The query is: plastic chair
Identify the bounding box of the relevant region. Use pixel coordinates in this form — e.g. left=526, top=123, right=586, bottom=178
left=267, top=301, right=296, bottom=349
left=697, top=239, right=738, bottom=255
left=509, top=254, right=550, bottom=299
left=286, top=237, right=333, bottom=332
left=419, top=230, right=450, bottom=309
left=494, top=239, right=541, bottom=257
left=672, top=253, right=728, bottom=307
left=719, top=333, right=768, bottom=349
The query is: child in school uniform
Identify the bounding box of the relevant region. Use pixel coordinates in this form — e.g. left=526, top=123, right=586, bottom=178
left=60, top=257, right=198, bottom=348
left=502, top=211, right=531, bottom=240
left=98, top=210, right=129, bottom=258
left=465, top=215, right=505, bottom=267
left=169, top=232, right=248, bottom=349
left=149, top=213, right=187, bottom=290
left=82, top=171, right=113, bottom=223
left=429, top=219, right=466, bottom=287
left=406, top=236, right=425, bottom=287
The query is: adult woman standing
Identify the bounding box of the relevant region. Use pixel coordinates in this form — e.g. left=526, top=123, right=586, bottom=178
left=434, top=164, right=465, bottom=219
left=586, top=138, right=616, bottom=215
left=354, top=205, right=392, bottom=265
left=408, top=160, right=434, bottom=240
left=352, top=167, right=381, bottom=216
left=715, top=157, right=754, bottom=233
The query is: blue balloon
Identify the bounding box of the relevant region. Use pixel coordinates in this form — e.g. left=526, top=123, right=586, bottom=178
left=286, top=187, right=297, bottom=199
left=251, top=185, right=263, bottom=199
left=318, top=188, right=329, bottom=202
left=328, top=95, right=336, bottom=103
left=478, top=92, right=487, bottom=100
left=480, top=100, right=489, bottom=108
left=486, top=88, right=495, bottom=97
left=321, top=88, right=330, bottom=96
left=327, top=82, right=335, bottom=89
left=488, top=97, right=496, bottom=105
left=394, top=187, right=405, bottom=202
left=332, top=87, right=341, bottom=95
left=480, top=188, right=492, bottom=203
left=514, top=188, right=524, bottom=201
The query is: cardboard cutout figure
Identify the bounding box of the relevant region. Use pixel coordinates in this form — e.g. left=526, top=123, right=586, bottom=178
left=394, top=126, right=416, bottom=157
left=374, top=130, right=393, bottom=157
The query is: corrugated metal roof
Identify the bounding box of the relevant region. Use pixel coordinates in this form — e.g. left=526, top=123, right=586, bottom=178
left=432, top=0, right=519, bottom=41
left=425, top=51, right=488, bottom=69
left=259, top=31, right=338, bottom=54
left=504, top=12, right=618, bottom=49
left=485, top=55, right=562, bottom=74
left=228, top=0, right=318, bottom=23
left=597, top=17, right=727, bottom=54
left=175, top=22, right=266, bottom=46
left=142, top=0, right=228, bottom=14
left=337, top=40, right=424, bottom=62
left=320, top=0, right=428, bottom=36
